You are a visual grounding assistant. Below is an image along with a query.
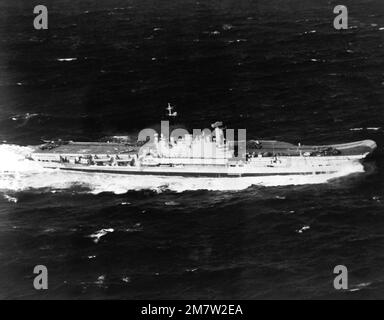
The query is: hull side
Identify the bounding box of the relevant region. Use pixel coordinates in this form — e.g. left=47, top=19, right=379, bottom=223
left=38, top=154, right=365, bottom=177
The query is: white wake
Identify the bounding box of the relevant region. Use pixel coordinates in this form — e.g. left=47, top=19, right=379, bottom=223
left=0, top=144, right=365, bottom=194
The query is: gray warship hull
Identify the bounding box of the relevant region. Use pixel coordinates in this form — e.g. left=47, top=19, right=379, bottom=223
left=29, top=139, right=377, bottom=177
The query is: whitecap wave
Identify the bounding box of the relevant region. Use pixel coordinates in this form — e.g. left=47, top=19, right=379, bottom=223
left=0, top=144, right=365, bottom=194
left=296, top=225, right=310, bottom=234
left=3, top=194, right=18, bottom=203
left=10, top=113, right=40, bottom=121
left=165, top=201, right=180, bottom=206
left=349, top=282, right=372, bottom=292
left=88, top=229, right=114, bottom=244
left=350, top=127, right=381, bottom=131
left=57, top=58, right=77, bottom=62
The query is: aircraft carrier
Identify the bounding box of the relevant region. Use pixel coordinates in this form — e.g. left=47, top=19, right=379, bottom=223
left=27, top=107, right=377, bottom=178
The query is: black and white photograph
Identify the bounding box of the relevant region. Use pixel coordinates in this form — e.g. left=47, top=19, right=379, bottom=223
left=0, top=0, right=383, bottom=303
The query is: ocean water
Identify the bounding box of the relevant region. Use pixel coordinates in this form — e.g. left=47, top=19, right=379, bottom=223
left=0, top=0, right=383, bottom=299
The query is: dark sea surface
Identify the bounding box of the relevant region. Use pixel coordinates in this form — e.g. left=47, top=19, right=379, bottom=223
left=0, top=0, right=383, bottom=299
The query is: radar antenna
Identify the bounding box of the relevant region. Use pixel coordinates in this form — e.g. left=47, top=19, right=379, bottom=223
left=166, top=103, right=178, bottom=117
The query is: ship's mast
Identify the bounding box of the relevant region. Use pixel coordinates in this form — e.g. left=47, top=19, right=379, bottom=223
left=166, top=103, right=177, bottom=117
